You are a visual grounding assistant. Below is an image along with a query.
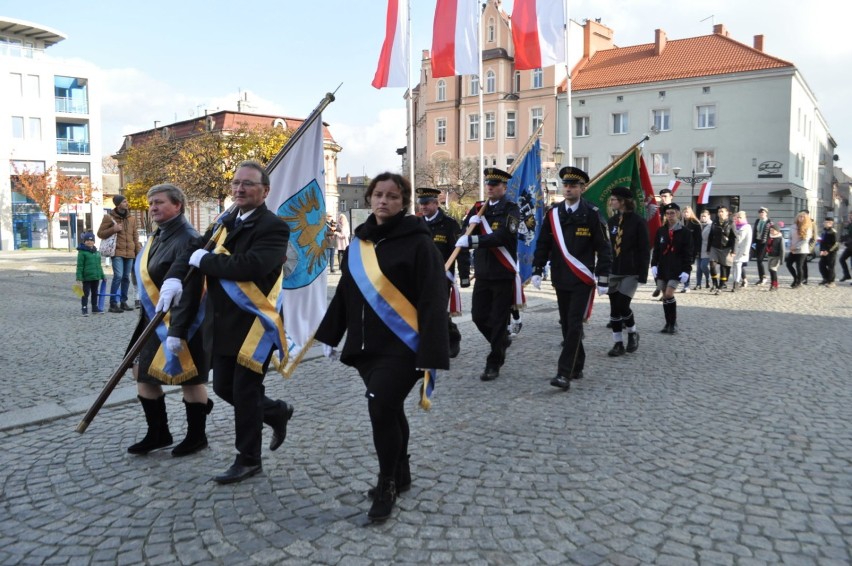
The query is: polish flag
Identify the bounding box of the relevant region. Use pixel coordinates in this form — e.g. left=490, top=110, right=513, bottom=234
left=48, top=194, right=60, bottom=214
left=431, top=0, right=479, bottom=78
left=697, top=181, right=713, bottom=204
left=511, top=0, right=566, bottom=71
left=667, top=179, right=682, bottom=194
left=372, top=0, right=409, bottom=89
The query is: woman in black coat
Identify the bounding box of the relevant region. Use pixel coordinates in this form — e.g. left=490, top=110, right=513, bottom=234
left=651, top=203, right=693, bottom=334
left=126, top=184, right=210, bottom=457
left=316, top=172, right=449, bottom=523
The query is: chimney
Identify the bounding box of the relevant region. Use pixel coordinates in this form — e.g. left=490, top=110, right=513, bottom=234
left=753, top=34, right=764, bottom=51
left=713, top=24, right=729, bottom=37
left=654, top=29, right=667, bottom=55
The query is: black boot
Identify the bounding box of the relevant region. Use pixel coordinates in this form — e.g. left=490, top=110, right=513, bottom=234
left=127, top=395, right=173, bottom=454
left=171, top=399, right=213, bottom=457
left=607, top=342, right=625, bottom=357
left=367, top=475, right=397, bottom=523
left=626, top=332, right=639, bottom=353
left=369, top=454, right=411, bottom=499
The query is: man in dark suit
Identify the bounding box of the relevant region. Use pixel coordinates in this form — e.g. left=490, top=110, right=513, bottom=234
left=160, top=160, right=294, bottom=484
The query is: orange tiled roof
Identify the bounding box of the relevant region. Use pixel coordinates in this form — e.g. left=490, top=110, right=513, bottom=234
left=571, top=33, right=793, bottom=91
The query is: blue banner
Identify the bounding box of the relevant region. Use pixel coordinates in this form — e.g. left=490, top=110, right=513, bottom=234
left=505, top=139, right=544, bottom=283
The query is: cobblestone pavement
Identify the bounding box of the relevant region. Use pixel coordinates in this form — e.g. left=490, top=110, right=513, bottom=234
left=1, top=250, right=850, bottom=565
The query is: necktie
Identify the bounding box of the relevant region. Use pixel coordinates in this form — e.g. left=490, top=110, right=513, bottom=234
left=234, top=216, right=243, bottom=229
left=614, top=215, right=624, bottom=257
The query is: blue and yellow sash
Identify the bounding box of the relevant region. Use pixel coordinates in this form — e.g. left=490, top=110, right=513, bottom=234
left=135, top=237, right=203, bottom=384
left=348, top=237, right=436, bottom=409
left=212, top=226, right=288, bottom=375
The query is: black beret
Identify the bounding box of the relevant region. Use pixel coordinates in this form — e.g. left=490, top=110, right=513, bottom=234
left=610, top=186, right=632, bottom=199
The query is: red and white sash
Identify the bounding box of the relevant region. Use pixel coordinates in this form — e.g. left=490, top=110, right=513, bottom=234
left=549, top=207, right=595, bottom=286
left=478, top=217, right=525, bottom=308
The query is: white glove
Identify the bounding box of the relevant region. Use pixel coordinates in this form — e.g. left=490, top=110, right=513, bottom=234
left=166, top=336, right=183, bottom=354
left=468, top=215, right=481, bottom=225
left=322, top=344, right=338, bottom=361
left=445, top=270, right=456, bottom=283
left=531, top=275, right=542, bottom=289
left=189, top=249, right=209, bottom=268
left=156, top=278, right=183, bottom=313
left=651, top=266, right=658, bottom=279
left=455, top=235, right=470, bottom=248
left=679, top=272, right=689, bottom=284
left=597, top=286, right=608, bottom=296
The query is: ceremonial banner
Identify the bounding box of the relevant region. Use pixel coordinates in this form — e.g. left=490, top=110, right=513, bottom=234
left=505, top=138, right=544, bottom=283
left=372, top=0, right=409, bottom=89
left=431, top=0, right=479, bottom=78
left=267, top=116, right=328, bottom=367
left=511, top=0, right=566, bottom=70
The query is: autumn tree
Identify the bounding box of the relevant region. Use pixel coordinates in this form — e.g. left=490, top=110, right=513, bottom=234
left=13, top=164, right=93, bottom=248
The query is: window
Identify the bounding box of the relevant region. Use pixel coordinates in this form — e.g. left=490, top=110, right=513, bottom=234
left=531, top=108, right=543, bottom=135
left=10, top=73, right=22, bottom=96
left=506, top=157, right=515, bottom=167
left=485, top=70, right=496, bottom=94
left=468, top=114, right=479, bottom=141
left=25, top=74, right=40, bottom=98
left=11, top=116, right=24, bottom=139
left=485, top=112, right=496, bottom=139
left=611, top=112, right=628, bottom=134
left=574, top=116, right=590, bottom=137
left=696, top=105, right=716, bottom=128
left=513, top=71, right=521, bottom=93
left=574, top=156, right=589, bottom=171
left=506, top=111, right=516, bottom=138
left=487, top=18, right=495, bottom=42
left=695, top=150, right=715, bottom=173
left=339, top=200, right=347, bottom=212
left=651, top=152, right=670, bottom=175
left=532, top=68, right=543, bottom=89
left=436, top=79, right=446, bottom=102
left=353, top=200, right=360, bottom=209
left=436, top=118, right=447, bottom=144
left=652, top=109, right=670, bottom=131
left=28, top=118, right=41, bottom=141
left=469, top=75, right=479, bottom=96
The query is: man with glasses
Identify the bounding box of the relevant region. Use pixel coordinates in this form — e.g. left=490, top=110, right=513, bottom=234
left=454, top=167, right=521, bottom=381
left=160, top=160, right=294, bottom=484
left=531, top=166, right=611, bottom=391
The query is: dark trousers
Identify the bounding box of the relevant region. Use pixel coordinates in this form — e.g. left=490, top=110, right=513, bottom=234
left=840, top=246, right=852, bottom=279
left=555, top=285, right=594, bottom=377
left=448, top=317, right=461, bottom=348
left=755, top=241, right=767, bottom=281
left=80, top=280, right=99, bottom=309
left=819, top=252, right=837, bottom=283
left=212, top=352, right=278, bottom=465
left=786, top=253, right=807, bottom=284
left=471, top=278, right=513, bottom=369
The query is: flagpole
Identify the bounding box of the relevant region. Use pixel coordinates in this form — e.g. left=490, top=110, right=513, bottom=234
left=587, top=134, right=649, bottom=186
left=564, top=0, right=572, bottom=166
left=477, top=0, right=485, bottom=201
left=266, top=90, right=337, bottom=173
left=406, top=0, right=415, bottom=206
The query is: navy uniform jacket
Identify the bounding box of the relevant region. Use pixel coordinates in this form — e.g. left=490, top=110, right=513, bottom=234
left=607, top=211, right=650, bottom=283
left=461, top=196, right=521, bottom=281
left=168, top=203, right=290, bottom=358
left=424, top=209, right=470, bottom=278
left=651, top=222, right=694, bottom=281
left=533, top=199, right=612, bottom=290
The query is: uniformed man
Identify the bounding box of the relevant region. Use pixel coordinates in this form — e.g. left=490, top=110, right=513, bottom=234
left=454, top=167, right=521, bottom=381
left=417, top=186, right=469, bottom=358
left=531, top=166, right=612, bottom=390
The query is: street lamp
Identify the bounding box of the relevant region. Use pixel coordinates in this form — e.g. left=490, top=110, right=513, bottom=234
left=672, top=165, right=716, bottom=210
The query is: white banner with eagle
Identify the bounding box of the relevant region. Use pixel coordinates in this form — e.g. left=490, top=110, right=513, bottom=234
left=266, top=116, right=327, bottom=372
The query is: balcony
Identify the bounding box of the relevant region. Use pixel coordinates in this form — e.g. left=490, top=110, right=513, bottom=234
left=56, top=139, right=90, bottom=155
left=55, top=97, right=88, bottom=114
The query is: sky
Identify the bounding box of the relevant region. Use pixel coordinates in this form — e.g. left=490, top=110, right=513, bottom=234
left=5, top=0, right=851, bottom=175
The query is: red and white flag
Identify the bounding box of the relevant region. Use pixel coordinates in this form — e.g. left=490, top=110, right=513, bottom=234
left=697, top=181, right=713, bottom=204
left=511, top=0, right=566, bottom=70
left=667, top=179, right=682, bottom=194
left=431, top=0, right=479, bottom=78
left=372, top=0, right=409, bottom=89
left=48, top=194, right=60, bottom=214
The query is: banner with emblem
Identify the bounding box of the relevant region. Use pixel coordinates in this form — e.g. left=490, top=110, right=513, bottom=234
left=266, top=115, right=328, bottom=374
left=505, top=138, right=544, bottom=283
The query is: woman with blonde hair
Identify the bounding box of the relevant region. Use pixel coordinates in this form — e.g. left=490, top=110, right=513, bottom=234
left=786, top=211, right=813, bottom=288
left=335, top=212, right=350, bottom=265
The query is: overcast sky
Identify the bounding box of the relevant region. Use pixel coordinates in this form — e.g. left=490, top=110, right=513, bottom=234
left=6, top=0, right=850, bottom=175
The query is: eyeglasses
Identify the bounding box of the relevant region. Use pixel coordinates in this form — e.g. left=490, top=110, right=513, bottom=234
left=230, top=180, right=265, bottom=189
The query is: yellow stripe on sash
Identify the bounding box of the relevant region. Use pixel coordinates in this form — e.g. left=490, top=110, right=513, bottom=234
left=359, top=239, right=418, bottom=332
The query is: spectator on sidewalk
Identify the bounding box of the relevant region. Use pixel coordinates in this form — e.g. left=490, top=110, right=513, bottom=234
left=786, top=211, right=813, bottom=288
left=695, top=209, right=712, bottom=290
left=335, top=212, right=350, bottom=266
left=75, top=232, right=106, bottom=316
left=325, top=214, right=338, bottom=273
left=753, top=207, right=771, bottom=285
left=708, top=206, right=735, bottom=293
left=818, top=216, right=839, bottom=287
left=765, top=222, right=786, bottom=291
left=732, top=211, right=753, bottom=291
left=838, top=211, right=852, bottom=282
left=97, top=195, right=142, bottom=313
left=681, top=206, right=702, bottom=293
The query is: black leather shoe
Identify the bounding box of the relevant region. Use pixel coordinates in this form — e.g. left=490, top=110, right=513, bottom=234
left=652, top=288, right=661, bottom=298
left=480, top=367, right=499, bottom=381
left=605, top=321, right=613, bottom=328
left=550, top=375, right=571, bottom=390
left=213, top=462, right=262, bottom=484
left=607, top=342, right=625, bottom=357
left=120, top=302, right=134, bottom=311
left=660, top=324, right=671, bottom=333
left=269, top=401, right=294, bottom=452
left=668, top=324, right=678, bottom=334
left=109, top=304, right=124, bottom=313
left=626, top=332, right=639, bottom=353
left=449, top=341, right=460, bottom=359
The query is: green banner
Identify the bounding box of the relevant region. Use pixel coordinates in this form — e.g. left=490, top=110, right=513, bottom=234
left=583, top=149, right=646, bottom=222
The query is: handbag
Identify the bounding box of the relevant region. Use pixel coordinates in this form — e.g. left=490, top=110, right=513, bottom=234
left=98, top=217, right=117, bottom=257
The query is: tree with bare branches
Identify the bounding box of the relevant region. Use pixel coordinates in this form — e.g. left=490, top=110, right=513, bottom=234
left=415, top=156, right=482, bottom=205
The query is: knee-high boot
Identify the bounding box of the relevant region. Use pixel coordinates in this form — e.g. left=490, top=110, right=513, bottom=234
left=128, top=395, right=173, bottom=455
left=172, top=399, right=214, bottom=457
